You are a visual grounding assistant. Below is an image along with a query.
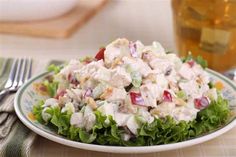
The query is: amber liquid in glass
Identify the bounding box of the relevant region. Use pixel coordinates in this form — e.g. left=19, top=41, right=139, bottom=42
left=172, top=0, right=236, bottom=72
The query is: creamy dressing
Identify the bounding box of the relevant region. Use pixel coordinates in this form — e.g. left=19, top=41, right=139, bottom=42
left=41, top=38, right=218, bottom=135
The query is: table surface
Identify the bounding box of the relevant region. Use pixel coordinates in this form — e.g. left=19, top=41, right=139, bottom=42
left=1, top=0, right=236, bottom=157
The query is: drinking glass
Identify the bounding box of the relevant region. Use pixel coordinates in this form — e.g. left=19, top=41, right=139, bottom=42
left=172, top=0, right=236, bottom=72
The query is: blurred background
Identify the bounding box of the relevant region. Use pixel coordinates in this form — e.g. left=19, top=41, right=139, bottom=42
left=0, top=0, right=174, bottom=60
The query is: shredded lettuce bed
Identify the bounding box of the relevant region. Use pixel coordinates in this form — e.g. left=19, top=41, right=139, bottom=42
left=33, top=95, right=230, bottom=146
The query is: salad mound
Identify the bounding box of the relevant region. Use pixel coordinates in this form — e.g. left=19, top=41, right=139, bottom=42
left=32, top=38, right=230, bottom=146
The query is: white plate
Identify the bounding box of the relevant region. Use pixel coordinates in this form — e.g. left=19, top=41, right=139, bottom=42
left=14, top=69, right=236, bottom=154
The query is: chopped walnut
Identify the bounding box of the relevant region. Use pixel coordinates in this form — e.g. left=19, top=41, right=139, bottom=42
left=173, top=97, right=187, bottom=106
left=143, top=73, right=156, bottom=84
left=111, top=57, right=123, bottom=69
left=85, top=97, right=97, bottom=110
left=150, top=108, right=160, bottom=116
left=100, top=87, right=113, bottom=100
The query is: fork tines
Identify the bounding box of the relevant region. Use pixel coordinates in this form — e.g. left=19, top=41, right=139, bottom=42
left=5, top=58, right=32, bottom=92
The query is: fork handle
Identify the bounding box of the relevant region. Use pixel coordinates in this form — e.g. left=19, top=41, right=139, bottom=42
left=0, top=89, right=10, bottom=101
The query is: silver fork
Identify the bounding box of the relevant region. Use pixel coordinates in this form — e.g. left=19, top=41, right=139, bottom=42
left=0, top=58, right=32, bottom=101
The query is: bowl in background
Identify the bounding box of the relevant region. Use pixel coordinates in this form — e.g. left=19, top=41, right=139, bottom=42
left=0, top=0, right=78, bottom=22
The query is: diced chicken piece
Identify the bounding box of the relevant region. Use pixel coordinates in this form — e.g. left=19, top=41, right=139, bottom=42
left=66, top=89, right=82, bottom=102
left=167, top=70, right=180, bottom=85
left=83, top=105, right=96, bottom=131
left=126, top=115, right=139, bottom=135
left=97, top=102, right=119, bottom=118
left=137, top=59, right=153, bottom=77
left=119, top=95, right=138, bottom=114
left=109, top=66, right=132, bottom=87
left=198, top=71, right=210, bottom=85
left=179, top=80, right=201, bottom=98
left=149, top=58, right=174, bottom=74
left=178, top=63, right=195, bottom=80
left=204, top=88, right=218, bottom=101
left=79, top=78, right=98, bottom=90
left=150, top=102, right=175, bottom=118
left=137, top=108, right=154, bottom=124
left=71, top=88, right=83, bottom=100
left=54, top=73, right=68, bottom=91
left=192, top=64, right=210, bottom=83
left=169, top=81, right=180, bottom=93
left=142, top=42, right=166, bottom=55
left=69, top=59, right=82, bottom=65
left=70, top=112, right=84, bottom=128
left=192, top=64, right=203, bottom=75
left=122, top=134, right=131, bottom=141
left=142, top=51, right=157, bottom=63
left=129, top=40, right=146, bottom=58
left=134, top=40, right=145, bottom=56
left=104, top=47, right=121, bottom=66
left=185, top=98, right=196, bottom=109
left=140, top=83, right=162, bottom=107
left=143, top=73, right=168, bottom=89
left=114, top=112, right=131, bottom=126
left=104, top=38, right=130, bottom=66
left=61, top=102, right=75, bottom=113
left=199, top=84, right=210, bottom=97
left=76, top=60, right=106, bottom=78
left=43, top=98, right=59, bottom=108
left=172, top=106, right=198, bottom=122
left=156, top=74, right=169, bottom=89
left=66, top=89, right=77, bottom=99
left=102, top=87, right=127, bottom=102
left=166, top=54, right=183, bottom=70
left=142, top=73, right=156, bottom=84
left=123, top=57, right=152, bottom=77
left=58, top=95, right=71, bottom=107
left=92, top=66, right=112, bottom=82
left=97, top=102, right=120, bottom=124
left=84, top=105, right=94, bottom=115
left=42, top=107, right=52, bottom=122
left=60, top=59, right=82, bottom=76
left=92, top=83, right=108, bottom=99
left=192, top=65, right=210, bottom=85
left=76, top=60, right=112, bottom=85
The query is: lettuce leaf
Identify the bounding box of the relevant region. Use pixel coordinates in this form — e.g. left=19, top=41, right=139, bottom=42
left=42, top=80, right=58, bottom=97
left=32, top=100, right=45, bottom=123
left=182, top=54, right=208, bottom=69
left=47, top=64, right=63, bottom=74
left=33, top=95, right=230, bottom=146
left=193, top=95, right=230, bottom=135
left=50, top=106, right=72, bottom=136
left=195, top=56, right=208, bottom=69
left=68, top=126, right=80, bottom=140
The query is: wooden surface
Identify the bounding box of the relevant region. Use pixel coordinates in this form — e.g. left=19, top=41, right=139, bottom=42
left=0, top=0, right=108, bottom=38
left=1, top=0, right=235, bottom=156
